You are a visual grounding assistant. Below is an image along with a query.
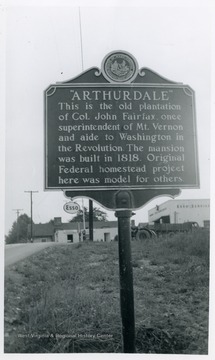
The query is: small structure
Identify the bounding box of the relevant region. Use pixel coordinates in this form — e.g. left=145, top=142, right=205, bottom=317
left=28, top=223, right=54, bottom=243
left=30, top=217, right=118, bottom=243
left=148, top=199, right=210, bottom=227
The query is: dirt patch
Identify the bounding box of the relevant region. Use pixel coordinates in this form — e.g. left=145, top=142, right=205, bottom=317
left=88, top=262, right=101, bottom=267
left=135, top=325, right=190, bottom=354
left=88, top=254, right=108, bottom=262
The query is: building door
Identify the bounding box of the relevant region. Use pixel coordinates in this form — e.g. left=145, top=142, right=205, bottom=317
left=104, top=233, right=110, bottom=242
left=67, top=234, right=73, bottom=243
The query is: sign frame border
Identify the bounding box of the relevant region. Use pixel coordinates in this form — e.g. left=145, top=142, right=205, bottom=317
left=44, top=82, right=200, bottom=191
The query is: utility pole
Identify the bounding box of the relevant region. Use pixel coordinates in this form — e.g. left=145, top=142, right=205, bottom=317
left=12, top=208, right=23, bottom=243
left=82, top=198, right=86, bottom=241
left=24, top=190, right=38, bottom=242
left=78, top=7, right=93, bottom=242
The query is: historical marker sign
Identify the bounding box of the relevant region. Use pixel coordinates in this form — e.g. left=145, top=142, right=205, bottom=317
left=45, top=51, right=199, bottom=192
left=44, top=51, right=200, bottom=353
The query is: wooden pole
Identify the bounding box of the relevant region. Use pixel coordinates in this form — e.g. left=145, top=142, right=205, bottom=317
left=89, top=199, right=94, bottom=241
left=24, top=190, right=38, bottom=242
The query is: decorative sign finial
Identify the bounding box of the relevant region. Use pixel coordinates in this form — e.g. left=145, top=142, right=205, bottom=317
left=101, top=50, right=139, bottom=83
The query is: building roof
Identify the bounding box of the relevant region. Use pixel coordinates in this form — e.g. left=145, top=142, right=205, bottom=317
left=29, top=223, right=54, bottom=237
left=31, top=220, right=118, bottom=237
left=85, top=221, right=118, bottom=229
left=149, top=198, right=210, bottom=212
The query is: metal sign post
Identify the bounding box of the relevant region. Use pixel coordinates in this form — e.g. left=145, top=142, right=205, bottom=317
left=115, top=191, right=136, bottom=353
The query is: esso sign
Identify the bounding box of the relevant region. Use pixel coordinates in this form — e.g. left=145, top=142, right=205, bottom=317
left=63, top=202, right=80, bottom=214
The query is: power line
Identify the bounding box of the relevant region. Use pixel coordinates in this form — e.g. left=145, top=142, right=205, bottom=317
left=12, top=208, right=23, bottom=219
left=24, top=190, right=38, bottom=242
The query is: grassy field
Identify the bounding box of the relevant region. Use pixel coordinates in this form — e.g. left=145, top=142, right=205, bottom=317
left=4, top=229, right=209, bottom=354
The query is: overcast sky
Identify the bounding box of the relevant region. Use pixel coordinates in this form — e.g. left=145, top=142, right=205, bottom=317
left=3, top=0, right=214, bottom=235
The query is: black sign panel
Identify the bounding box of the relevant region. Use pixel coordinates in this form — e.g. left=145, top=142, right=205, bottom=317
left=45, top=83, right=199, bottom=190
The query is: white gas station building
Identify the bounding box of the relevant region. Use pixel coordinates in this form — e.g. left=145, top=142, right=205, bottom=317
left=148, top=199, right=210, bottom=227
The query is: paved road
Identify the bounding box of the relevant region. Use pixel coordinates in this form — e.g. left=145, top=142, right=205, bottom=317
left=5, top=242, right=58, bottom=267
